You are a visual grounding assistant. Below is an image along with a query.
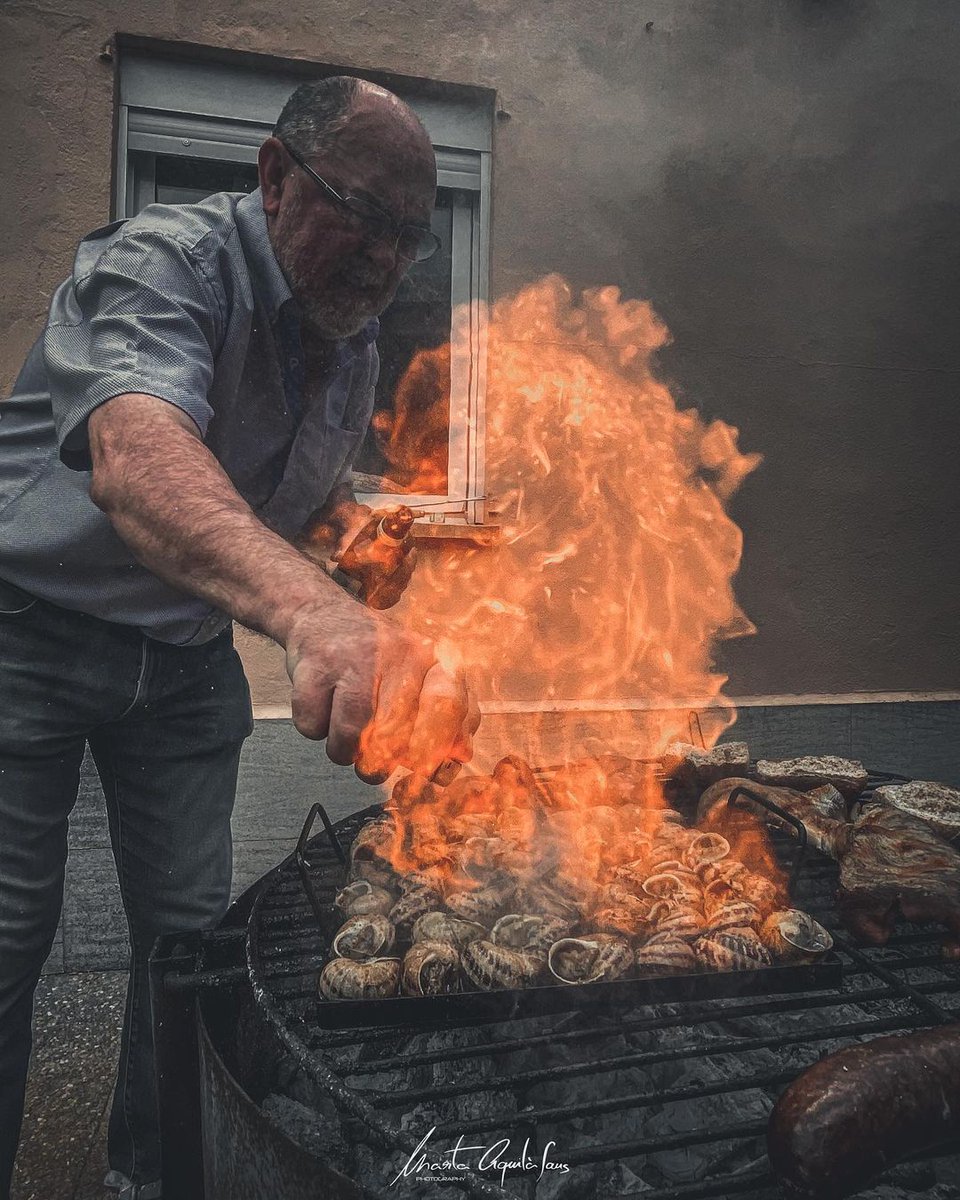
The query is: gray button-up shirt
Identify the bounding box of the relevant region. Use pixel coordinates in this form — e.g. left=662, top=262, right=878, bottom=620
left=0, top=189, right=379, bottom=645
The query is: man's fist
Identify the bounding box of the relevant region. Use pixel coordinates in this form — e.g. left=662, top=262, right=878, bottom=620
left=302, top=488, right=417, bottom=609
left=335, top=507, right=418, bottom=610
left=284, top=600, right=478, bottom=783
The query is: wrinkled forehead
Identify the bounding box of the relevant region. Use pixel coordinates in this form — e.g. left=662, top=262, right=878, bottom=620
left=317, top=100, right=437, bottom=213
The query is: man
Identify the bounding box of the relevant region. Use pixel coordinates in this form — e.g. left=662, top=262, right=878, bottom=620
left=0, top=76, right=476, bottom=1199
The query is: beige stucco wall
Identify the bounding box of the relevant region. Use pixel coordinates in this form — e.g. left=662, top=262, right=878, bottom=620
left=3, top=1, right=960, bottom=709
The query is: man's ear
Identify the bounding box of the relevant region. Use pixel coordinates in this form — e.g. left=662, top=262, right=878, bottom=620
left=258, top=137, right=288, bottom=220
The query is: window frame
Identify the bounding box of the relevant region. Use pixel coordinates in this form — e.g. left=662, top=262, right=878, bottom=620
left=114, top=46, right=492, bottom=527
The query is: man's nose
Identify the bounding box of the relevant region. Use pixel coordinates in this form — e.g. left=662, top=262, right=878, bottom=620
left=364, top=232, right=401, bottom=273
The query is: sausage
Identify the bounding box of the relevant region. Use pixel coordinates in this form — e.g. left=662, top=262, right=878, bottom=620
left=767, top=1023, right=960, bottom=1198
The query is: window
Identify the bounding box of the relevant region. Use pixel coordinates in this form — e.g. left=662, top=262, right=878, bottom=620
left=116, top=43, right=492, bottom=525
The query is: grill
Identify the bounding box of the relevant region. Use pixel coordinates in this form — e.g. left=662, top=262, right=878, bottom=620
left=255, top=787, right=843, bottom=1029
left=157, top=765, right=960, bottom=1200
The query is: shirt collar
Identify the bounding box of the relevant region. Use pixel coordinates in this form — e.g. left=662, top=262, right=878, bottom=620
left=331, top=315, right=381, bottom=370
left=351, top=315, right=380, bottom=349
left=235, top=188, right=292, bottom=321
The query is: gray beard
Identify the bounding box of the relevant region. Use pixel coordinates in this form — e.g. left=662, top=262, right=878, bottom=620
left=270, top=215, right=379, bottom=340
left=296, top=292, right=372, bottom=340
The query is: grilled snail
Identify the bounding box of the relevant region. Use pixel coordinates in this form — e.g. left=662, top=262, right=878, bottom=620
left=401, top=942, right=461, bottom=996
left=759, top=909, right=833, bottom=962
left=331, top=914, right=396, bottom=960
left=694, top=930, right=773, bottom=971
left=318, top=956, right=401, bottom=999
left=461, top=939, right=541, bottom=990
left=334, top=880, right=395, bottom=918
left=547, top=935, right=633, bottom=984
left=635, top=935, right=698, bottom=975
left=412, top=910, right=486, bottom=949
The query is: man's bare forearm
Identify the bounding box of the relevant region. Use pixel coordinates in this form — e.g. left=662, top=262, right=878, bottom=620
left=85, top=393, right=474, bottom=777
left=88, top=393, right=353, bottom=645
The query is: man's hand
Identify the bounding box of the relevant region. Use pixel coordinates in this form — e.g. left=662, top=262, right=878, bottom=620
left=285, top=602, right=477, bottom=782
left=303, top=487, right=417, bottom=609
left=88, top=393, right=475, bottom=780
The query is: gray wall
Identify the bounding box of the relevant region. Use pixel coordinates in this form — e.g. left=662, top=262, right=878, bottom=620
left=488, top=2, right=960, bottom=696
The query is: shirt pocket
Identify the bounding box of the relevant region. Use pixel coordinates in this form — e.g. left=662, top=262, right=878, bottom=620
left=257, top=421, right=362, bottom=537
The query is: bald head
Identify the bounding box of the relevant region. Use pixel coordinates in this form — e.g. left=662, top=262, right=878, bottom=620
left=274, top=76, right=434, bottom=176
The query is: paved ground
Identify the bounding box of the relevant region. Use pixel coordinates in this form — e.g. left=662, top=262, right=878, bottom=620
left=11, top=972, right=128, bottom=1200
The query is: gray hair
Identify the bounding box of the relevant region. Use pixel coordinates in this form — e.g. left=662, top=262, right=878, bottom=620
left=273, top=76, right=364, bottom=157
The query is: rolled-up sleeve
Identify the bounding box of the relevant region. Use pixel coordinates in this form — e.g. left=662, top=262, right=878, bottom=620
left=44, top=231, right=223, bottom=470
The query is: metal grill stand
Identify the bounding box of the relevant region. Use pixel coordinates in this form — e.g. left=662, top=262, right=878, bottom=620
left=156, top=768, right=960, bottom=1200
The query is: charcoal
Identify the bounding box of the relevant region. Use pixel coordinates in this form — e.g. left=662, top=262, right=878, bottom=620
left=400, top=1086, right=518, bottom=1130
left=924, top=1181, right=960, bottom=1198
left=641, top=1076, right=771, bottom=1186
left=534, top=1155, right=595, bottom=1200
left=423, top=1027, right=507, bottom=1088
left=528, top=1061, right=643, bottom=1114
left=273, top=1059, right=351, bottom=1129
left=754, top=755, right=868, bottom=798
left=856, top=1171, right=960, bottom=1198
left=598, top=1159, right=646, bottom=1197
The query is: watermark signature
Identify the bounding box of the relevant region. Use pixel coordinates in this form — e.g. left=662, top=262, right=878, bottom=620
left=390, top=1126, right=571, bottom=1188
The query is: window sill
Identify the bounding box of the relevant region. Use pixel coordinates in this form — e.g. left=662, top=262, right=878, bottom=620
left=412, top=522, right=502, bottom=548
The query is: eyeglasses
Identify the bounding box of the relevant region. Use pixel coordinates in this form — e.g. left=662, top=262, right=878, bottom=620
left=281, top=141, right=441, bottom=264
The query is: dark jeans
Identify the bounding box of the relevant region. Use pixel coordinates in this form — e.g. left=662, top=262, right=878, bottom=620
left=0, top=585, right=253, bottom=1197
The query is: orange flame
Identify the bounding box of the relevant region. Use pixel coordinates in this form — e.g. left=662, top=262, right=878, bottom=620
left=386, top=276, right=760, bottom=714
left=374, top=275, right=763, bottom=887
